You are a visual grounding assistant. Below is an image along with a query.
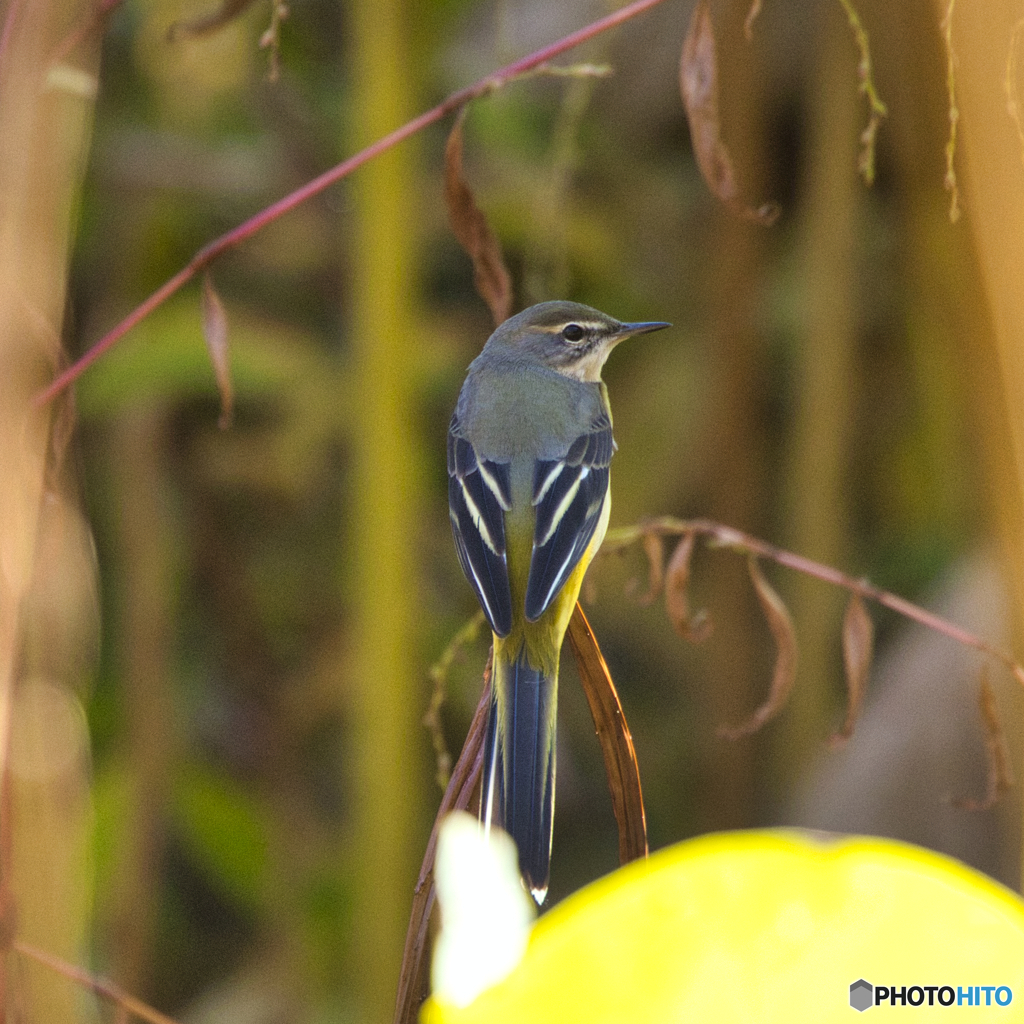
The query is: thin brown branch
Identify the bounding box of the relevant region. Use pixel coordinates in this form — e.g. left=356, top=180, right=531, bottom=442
left=13, top=941, right=182, bottom=1024
left=34, top=0, right=670, bottom=408
left=600, top=517, right=1024, bottom=687
left=394, top=654, right=491, bottom=1024
left=566, top=603, right=647, bottom=864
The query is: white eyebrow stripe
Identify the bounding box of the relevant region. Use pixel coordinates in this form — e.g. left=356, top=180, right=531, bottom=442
left=460, top=480, right=501, bottom=555
left=533, top=461, right=564, bottom=505
left=537, top=320, right=607, bottom=334
left=477, top=461, right=511, bottom=511
left=538, top=470, right=582, bottom=547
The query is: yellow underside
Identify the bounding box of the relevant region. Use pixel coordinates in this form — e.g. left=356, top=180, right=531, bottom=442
left=494, top=491, right=611, bottom=679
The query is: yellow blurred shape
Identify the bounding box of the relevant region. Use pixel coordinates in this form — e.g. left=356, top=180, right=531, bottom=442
left=423, top=830, right=1024, bottom=1022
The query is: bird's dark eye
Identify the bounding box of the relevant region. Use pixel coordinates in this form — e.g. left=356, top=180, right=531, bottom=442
left=562, top=323, right=585, bottom=342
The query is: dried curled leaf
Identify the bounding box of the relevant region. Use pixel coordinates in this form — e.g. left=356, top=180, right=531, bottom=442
left=951, top=669, right=1014, bottom=812
left=664, top=532, right=711, bottom=642
left=719, top=556, right=797, bottom=739
left=443, top=110, right=514, bottom=327
left=831, top=593, right=874, bottom=746
left=635, top=530, right=665, bottom=605
left=679, top=1, right=779, bottom=225
left=201, top=274, right=233, bottom=429
left=167, top=0, right=258, bottom=41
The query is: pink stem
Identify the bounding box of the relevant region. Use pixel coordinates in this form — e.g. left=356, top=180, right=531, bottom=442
left=35, top=0, right=669, bottom=407
left=655, top=518, right=1024, bottom=687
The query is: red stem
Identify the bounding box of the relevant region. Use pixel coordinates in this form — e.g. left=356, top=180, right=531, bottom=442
left=34, top=0, right=669, bottom=407
left=13, top=941, right=183, bottom=1024
left=630, top=517, right=1024, bottom=687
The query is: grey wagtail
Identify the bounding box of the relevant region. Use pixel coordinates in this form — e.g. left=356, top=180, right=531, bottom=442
left=447, top=300, right=670, bottom=901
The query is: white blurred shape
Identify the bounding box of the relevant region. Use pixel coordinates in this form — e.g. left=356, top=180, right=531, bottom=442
left=431, top=811, right=535, bottom=1008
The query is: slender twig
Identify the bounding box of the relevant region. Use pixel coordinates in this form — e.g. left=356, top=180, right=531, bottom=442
left=34, top=0, right=669, bottom=408
left=601, top=517, right=1024, bottom=686
left=13, top=941, right=183, bottom=1024
left=394, top=656, right=491, bottom=1024
left=836, top=0, right=887, bottom=185
left=424, top=610, right=485, bottom=790
left=940, top=0, right=960, bottom=222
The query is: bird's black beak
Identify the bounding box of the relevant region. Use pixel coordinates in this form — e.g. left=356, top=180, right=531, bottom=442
left=614, top=320, right=672, bottom=341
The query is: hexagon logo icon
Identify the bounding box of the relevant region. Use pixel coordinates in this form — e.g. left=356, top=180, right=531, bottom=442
left=850, top=979, right=873, bottom=1012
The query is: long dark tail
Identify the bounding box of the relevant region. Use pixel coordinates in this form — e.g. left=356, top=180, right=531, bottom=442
left=481, top=645, right=557, bottom=903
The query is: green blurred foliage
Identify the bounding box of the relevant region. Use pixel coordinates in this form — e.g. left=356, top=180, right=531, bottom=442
left=171, top=762, right=270, bottom=912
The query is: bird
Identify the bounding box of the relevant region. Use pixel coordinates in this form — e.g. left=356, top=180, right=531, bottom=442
left=447, top=300, right=670, bottom=902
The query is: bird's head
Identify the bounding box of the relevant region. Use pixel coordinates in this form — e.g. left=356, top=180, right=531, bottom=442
left=484, top=301, right=670, bottom=382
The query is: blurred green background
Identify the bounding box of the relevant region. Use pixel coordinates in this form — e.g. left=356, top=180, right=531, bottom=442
left=6, top=0, right=1024, bottom=1021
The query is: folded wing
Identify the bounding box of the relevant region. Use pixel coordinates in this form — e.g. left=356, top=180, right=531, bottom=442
left=448, top=413, right=514, bottom=637
left=525, top=412, right=614, bottom=622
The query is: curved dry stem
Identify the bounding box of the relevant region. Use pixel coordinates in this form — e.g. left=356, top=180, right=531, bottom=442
left=836, top=0, right=887, bottom=185
left=601, top=517, right=1024, bottom=687
left=940, top=0, right=961, bottom=222
left=395, top=655, right=491, bottom=1024
left=424, top=610, right=485, bottom=790
left=13, top=941, right=182, bottom=1024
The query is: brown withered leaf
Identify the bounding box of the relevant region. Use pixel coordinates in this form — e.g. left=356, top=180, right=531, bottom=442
left=167, top=0, right=258, bottom=40
left=664, top=532, right=712, bottom=642
left=831, top=593, right=874, bottom=746
left=635, top=530, right=665, bottom=605
left=719, top=556, right=798, bottom=739
left=680, top=1, right=779, bottom=225
left=951, top=669, right=1014, bottom=812
left=394, top=654, right=491, bottom=1024
left=444, top=110, right=514, bottom=327
left=201, top=274, right=233, bottom=429
left=567, top=603, right=648, bottom=865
